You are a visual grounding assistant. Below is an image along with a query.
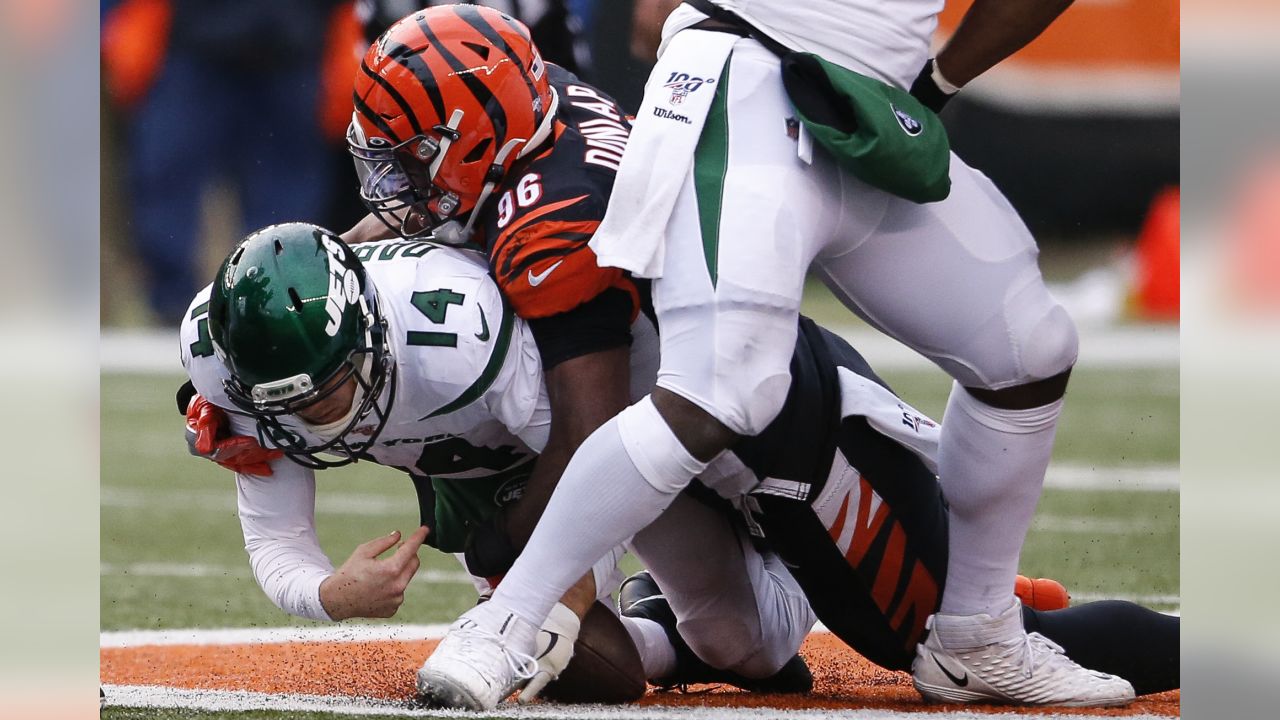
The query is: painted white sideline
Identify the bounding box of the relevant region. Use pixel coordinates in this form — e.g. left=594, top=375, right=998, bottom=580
left=101, top=685, right=1177, bottom=720
left=101, top=624, right=455, bottom=649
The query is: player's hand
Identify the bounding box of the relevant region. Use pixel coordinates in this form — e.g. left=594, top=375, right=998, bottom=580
left=185, top=394, right=284, bottom=476
left=320, top=526, right=429, bottom=621
left=518, top=601, right=580, bottom=704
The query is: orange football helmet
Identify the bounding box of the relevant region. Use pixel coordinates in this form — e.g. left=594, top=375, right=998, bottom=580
left=348, top=4, right=556, bottom=241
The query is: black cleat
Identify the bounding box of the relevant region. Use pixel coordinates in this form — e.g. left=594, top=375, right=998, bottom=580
left=618, top=571, right=813, bottom=693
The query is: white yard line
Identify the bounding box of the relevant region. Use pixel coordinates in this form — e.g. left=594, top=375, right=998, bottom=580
left=1031, top=515, right=1172, bottom=535
left=1043, top=465, right=1179, bottom=492
left=100, top=684, right=1176, bottom=720
left=101, top=325, right=1178, bottom=375
left=1070, top=594, right=1181, bottom=609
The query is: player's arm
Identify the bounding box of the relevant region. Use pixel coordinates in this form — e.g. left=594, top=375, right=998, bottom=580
left=227, top=436, right=428, bottom=622
left=505, top=343, right=631, bottom=617
left=466, top=283, right=635, bottom=617
left=932, top=0, right=1073, bottom=87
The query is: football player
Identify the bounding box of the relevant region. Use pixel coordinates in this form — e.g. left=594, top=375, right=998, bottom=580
left=417, top=0, right=1141, bottom=709
left=180, top=223, right=816, bottom=701
left=183, top=225, right=1178, bottom=708
left=341, top=4, right=639, bottom=614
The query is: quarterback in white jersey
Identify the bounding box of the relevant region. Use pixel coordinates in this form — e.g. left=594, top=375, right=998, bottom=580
left=180, top=223, right=814, bottom=699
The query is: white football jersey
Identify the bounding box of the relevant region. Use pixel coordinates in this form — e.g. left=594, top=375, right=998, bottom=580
left=666, top=0, right=944, bottom=88
left=179, top=239, right=652, bottom=620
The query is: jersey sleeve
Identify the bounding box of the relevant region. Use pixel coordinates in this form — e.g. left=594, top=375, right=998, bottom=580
left=236, top=464, right=335, bottom=622
left=179, top=287, right=336, bottom=622
left=488, top=185, right=640, bottom=322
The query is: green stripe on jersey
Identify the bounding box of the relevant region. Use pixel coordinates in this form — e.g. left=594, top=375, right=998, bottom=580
left=422, top=297, right=516, bottom=419
left=693, top=58, right=732, bottom=289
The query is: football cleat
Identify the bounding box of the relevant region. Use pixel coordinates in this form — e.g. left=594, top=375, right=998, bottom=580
left=618, top=571, right=813, bottom=693
left=416, top=601, right=539, bottom=710
left=1015, top=575, right=1070, bottom=612
left=912, top=601, right=1135, bottom=707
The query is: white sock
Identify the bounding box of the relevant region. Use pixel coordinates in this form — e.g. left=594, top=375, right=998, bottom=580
left=621, top=616, right=677, bottom=680
left=937, top=383, right=1064, bottom=617
left=491, top=397, right=708, bottom=626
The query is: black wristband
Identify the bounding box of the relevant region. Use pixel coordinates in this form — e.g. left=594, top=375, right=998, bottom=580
left=463, top=512, right=520, bottom=578
left=910, top=59, right=956, bottom=114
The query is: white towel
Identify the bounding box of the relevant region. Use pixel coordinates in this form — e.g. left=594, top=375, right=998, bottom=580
left=590, top=29, right=740, bottom=279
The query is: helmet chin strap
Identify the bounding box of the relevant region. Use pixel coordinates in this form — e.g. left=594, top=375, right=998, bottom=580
left=428, top=109, right=466, bottom=182
left=519, top=86, right=560, bottom=160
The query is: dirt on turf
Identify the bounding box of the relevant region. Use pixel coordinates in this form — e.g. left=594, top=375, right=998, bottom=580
left=100, top=633, right=1179, bottom=716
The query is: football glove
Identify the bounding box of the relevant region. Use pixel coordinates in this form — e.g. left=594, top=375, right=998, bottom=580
left=183, top=391, right=283, bottom=476
left=519, top=601, right=580, bottom=704
left=910, top=58, right=961, bottom=114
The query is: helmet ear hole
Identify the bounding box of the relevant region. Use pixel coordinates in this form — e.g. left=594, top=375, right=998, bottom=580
left=287, top=287, right=304, bottom=313
left=461, top=41, right=491, bottom=59
left=464, top=138, right=492, bottom=163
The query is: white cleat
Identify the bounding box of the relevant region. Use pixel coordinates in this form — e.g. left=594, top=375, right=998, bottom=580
left=416, top=601, right=539, bottom=710
left=912, top=601, right=1136, bottom=707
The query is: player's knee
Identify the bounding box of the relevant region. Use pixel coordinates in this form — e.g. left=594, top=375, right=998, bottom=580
left=965, top=299, right=1078, bottom=392
left=680, top=617, right=764, bottom=674
left=1018, top=302, right=1078, bottom=382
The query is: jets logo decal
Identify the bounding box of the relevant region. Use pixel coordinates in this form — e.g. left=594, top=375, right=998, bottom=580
left=319, top=236, right=361, bottom=337
left=891, top=103, right=924, bottom=137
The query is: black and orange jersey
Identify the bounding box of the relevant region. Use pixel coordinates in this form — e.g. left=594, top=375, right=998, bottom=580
left=479, top=65, right=636, bottom=367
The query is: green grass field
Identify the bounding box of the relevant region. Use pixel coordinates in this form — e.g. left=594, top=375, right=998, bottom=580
left=101, top=362, right=1178, bottom=637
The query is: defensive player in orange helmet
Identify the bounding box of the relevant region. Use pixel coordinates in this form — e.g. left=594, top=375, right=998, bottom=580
left=349, top=5, right=554, bottom=242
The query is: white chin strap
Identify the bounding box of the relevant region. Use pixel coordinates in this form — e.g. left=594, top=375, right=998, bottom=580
left=519, top=86, right=559, bottom=159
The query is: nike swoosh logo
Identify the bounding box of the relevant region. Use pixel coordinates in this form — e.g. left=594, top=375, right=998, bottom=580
left=536, top=632, right=559, bottom=660
left=527, top=260, right=564, bottom=287
left=933, top=655, right=969, bottom=687
left=475, top=307, right=490, bottom=341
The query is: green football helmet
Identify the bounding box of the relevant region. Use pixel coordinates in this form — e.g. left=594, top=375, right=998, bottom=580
left=207, top=223, right=396, bottom=467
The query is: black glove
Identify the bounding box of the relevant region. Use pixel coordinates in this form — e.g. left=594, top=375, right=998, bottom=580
left=463, top=511, right=520, bottom=578
left=910, top=58, right=959, bottom=114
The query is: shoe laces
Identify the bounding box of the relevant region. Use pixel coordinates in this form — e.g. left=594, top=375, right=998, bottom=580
left=452, top=622, right=538, bottom=682
left=1017, top=631, right=1069, bottom=679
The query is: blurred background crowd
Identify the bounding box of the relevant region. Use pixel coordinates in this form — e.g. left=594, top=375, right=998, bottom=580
left=100, top=0, right=1181, bottom=327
